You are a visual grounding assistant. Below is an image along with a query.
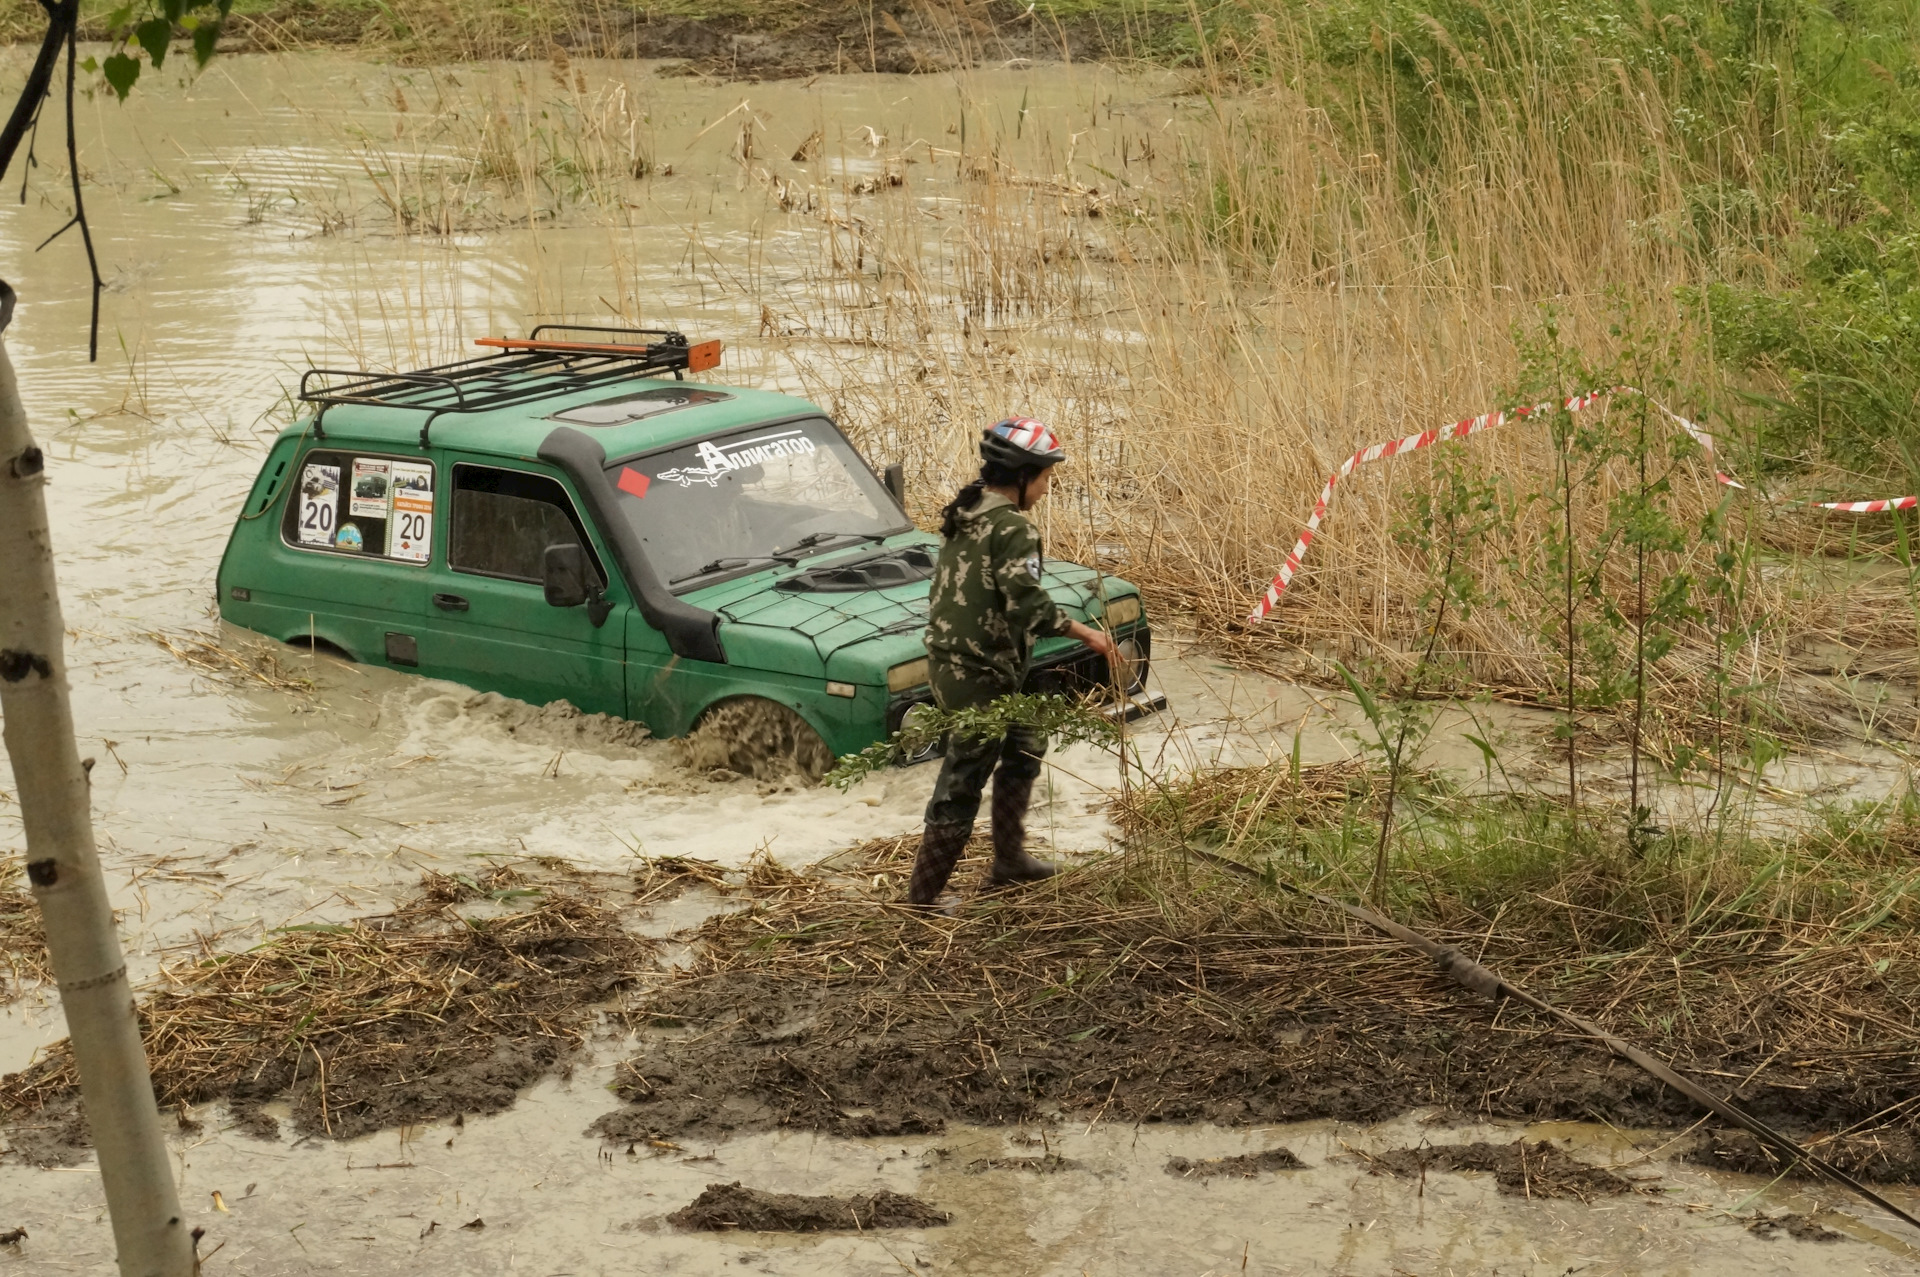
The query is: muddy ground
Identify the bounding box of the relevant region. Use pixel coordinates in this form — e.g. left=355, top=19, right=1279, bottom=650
left=1356, top=1139, right=1632, bottom=1201
left=11, top=839, right=1920, bottom=1191
left=573, top=838, right=1920, bottom=1188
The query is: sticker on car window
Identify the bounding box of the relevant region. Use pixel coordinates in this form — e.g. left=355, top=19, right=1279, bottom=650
left=296, top=463, right=339, bottom=546
left=387, top=461, right=434, bottom=562
left=350, top=458, right=392, bottom=519
left=658, top=430, right=817, bottom=489
left=335, top=523, right=365, bottom=552
left=617, top=467, right=650, bottom=498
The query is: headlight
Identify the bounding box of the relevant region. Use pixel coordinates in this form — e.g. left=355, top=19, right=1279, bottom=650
left=886, top=657, right=930, bottom=694
left=895, top=701, right=943, bottom=764
left=1115, top=637, right=1145, bottom=693
left=1103, top=595, right=1142, bottom=628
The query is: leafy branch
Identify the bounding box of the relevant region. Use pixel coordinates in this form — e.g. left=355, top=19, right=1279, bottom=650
left=89, top=1, right=234, bottom=100
left=825, top=693, right=1122, bottom=790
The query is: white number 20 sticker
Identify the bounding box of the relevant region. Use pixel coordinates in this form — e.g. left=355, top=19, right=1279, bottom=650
left=296, top=464, right=340, bottom=547
left=386, top=461, right=434, bottom=562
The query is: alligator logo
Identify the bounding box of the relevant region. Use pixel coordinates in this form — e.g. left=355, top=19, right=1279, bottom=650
left=656, top=442, right=737, bottom=488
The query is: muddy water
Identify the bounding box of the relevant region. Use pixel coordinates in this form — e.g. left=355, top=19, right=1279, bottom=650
left=6, top=1052, right=1920, bottom=1274
left=0, top=49, right=1189, bottom=1051
left=0, top=48, right=1917, bottom=1274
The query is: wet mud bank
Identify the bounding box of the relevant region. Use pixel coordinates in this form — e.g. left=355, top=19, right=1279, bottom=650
left=668, top=1181, right=950, bottom=1231
left=2, top=864, right=649, bottom=1162
left=590, top=835, right=1920, bottom=1187
left=11, top=833, right=1917, bottom=1189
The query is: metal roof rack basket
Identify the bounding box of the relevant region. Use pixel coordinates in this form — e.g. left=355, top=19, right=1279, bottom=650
left=297, top=325, right=723, bottom=446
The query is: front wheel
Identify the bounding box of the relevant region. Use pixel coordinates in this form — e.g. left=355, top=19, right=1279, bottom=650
left=684, top=697, right=833, bottom=783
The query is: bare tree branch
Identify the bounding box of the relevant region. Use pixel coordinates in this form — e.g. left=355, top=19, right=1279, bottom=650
left=0, top=0, right=71, bottom=184
left=61, top=18, right=102, bottom=361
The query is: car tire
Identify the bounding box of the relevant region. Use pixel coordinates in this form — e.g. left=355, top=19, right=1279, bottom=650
left=685, top=697, right=834, bottom=783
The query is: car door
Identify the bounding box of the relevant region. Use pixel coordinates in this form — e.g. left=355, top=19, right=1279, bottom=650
left=417, top=457, right=629, bottom=717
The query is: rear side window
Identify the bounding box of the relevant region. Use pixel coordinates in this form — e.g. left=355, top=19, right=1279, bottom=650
left=282, top=449, right=434, bottom=563
left=450, top=465, right=603, bottom=585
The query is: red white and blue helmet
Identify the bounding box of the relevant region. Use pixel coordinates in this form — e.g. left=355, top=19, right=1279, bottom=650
left=981, top=417, right=1066, bottom=470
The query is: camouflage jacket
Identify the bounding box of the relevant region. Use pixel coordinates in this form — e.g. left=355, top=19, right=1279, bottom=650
left=924, top=492, right=1073, bottom=707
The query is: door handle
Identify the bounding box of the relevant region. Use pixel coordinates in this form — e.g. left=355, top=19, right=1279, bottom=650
left=433, top=593, right=470, bottom=612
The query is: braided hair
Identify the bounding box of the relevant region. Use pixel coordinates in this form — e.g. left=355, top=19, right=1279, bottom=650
left=939, top=458, right=1046, bottom=538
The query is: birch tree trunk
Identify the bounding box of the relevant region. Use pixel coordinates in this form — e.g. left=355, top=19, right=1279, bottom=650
left=0, top=282, right=195, bottom=1276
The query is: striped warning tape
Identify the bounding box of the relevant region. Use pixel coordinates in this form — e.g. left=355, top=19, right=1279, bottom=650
left=1248, top=386, right=1920, bottom=622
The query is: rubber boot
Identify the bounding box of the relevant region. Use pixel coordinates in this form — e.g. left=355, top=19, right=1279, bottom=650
left=906, top=822, right=972, bottom=908
left=987, top=771, right=1057, bottom=886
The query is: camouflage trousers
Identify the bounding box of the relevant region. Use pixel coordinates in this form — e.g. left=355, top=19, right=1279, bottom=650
left=922, top=723, right=1048, bottom=829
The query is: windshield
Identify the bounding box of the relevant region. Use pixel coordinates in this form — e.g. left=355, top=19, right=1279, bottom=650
left=605, top=417, right=909, bottom=590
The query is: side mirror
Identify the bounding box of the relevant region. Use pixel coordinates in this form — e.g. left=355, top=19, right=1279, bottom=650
left=543, top=543, right=590, bottom=608
left=883, top=462, right=906, bottom=508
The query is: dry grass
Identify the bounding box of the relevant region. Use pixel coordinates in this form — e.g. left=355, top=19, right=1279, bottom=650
left=148, top=629, right=319, bottom=697
left=723, top=21, right=1920, bottom=744
left=0, top=861, right=48, bottom=1004
left=0, top=865, right=648, bottom=1143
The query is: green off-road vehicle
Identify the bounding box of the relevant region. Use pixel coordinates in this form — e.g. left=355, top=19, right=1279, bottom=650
left=217, top=327, right=1160, bottom=775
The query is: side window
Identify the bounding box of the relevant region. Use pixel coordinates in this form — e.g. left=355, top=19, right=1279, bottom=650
left=282, top=449, right=434, bottom=564
left=450, top=465, right=603, bottom=585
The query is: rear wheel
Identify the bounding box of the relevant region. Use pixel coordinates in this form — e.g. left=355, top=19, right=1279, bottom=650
left=684, top=697, right=833, bottom=783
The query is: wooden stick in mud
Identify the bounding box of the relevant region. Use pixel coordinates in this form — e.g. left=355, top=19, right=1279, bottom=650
left=1184, top=844, right=1920, bottom=1236
left=0, top=282, right=196, bottom=1276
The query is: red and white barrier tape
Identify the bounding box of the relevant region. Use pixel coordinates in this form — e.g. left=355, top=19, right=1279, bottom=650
left=1248, top=386, right=1920, bottom=623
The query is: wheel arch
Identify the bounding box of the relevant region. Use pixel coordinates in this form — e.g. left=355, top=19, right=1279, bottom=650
left=283, top=632, right=355, bottom=663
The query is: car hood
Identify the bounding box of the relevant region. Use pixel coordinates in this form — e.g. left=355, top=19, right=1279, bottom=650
left=694, top=542, right=1113, bottom=682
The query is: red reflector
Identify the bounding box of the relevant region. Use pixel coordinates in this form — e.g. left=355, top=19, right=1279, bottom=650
left=617, top=468, right=651, bottom=498
left=687, top=340, right=722, bottom=373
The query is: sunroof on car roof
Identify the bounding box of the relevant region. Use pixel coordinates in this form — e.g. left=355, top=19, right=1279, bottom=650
left=549, top=386, right=734, bottom=426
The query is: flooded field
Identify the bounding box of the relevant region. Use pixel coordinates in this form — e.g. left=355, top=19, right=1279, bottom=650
left=3, top=48, right=1920, bottom=1276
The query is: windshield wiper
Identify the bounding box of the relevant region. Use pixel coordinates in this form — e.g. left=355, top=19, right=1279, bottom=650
left=774, top=530, right=892, bottom=558
left=668, top=555, right=792, bottom=585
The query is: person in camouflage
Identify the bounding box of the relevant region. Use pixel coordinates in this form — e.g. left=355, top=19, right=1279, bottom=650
left=906, top=418, right=1118, bottom=908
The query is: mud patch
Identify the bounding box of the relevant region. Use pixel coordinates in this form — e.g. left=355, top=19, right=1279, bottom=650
left=1360, top=1140, right=1632, bottom=1201
left=455, top=691, right=652, bottom=752
left=1746, top=1211, right=1848, bottom=1242
left=1686, top=1128, right=1920, bottom=1185
left=667, top=1182, right=950, bottom=1232
left=967, top=1152, right=1079, bottom=1174
left=1165, top=1148, right=1305, bottom=1179
left=0, top=1095, right=87, bottom=1168
left=0, top=865, right=647, bottom=1163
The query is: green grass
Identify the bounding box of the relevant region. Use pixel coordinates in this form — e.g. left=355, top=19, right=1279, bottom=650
left=1118, top=758, right=1920, bottom=956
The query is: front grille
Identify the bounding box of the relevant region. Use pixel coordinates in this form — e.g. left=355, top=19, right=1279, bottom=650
left=1025, top=627, right=1151, bottom=700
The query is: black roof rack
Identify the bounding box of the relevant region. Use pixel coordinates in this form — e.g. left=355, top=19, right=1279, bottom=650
left=298, top=325, right=724, bottom=448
